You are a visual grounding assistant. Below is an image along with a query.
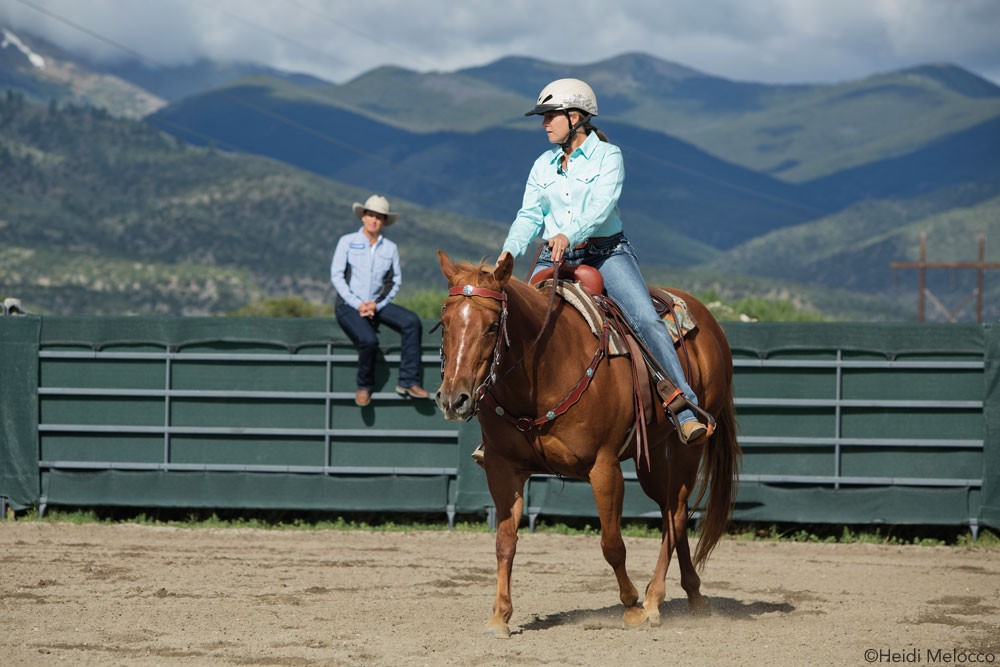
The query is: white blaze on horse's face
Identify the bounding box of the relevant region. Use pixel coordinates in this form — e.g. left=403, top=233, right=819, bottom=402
left=436, top=298, right=499, bottom=421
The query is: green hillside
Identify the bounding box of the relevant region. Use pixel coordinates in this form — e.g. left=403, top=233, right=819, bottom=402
left=703, top=189, right=1000, bottom=320
left=0, top=93, right=510, bottom=315
left=0, top=92, right=909, bottom=320
left=278, top=55, right=1000, bottom=184
left=5, top=34, right=998, bottom=188
left=638, top=264, right=914, bottom=322
left=676, top=65, right=1000, bottom=182
left=151, top=80, right=828, bottom=252
left=0, top=27, right=164, bottom=118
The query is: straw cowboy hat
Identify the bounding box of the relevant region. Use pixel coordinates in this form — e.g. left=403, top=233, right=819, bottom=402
left=352, top=195, right=398, bottom=226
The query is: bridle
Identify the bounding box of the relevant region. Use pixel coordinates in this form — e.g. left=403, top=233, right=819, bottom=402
left=436, top=272, right=611, bottom=475
left=438, top=284, right=510, bottom=408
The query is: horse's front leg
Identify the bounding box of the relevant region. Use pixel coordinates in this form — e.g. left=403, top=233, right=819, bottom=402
left=484, top=458, right=529, bottom=638
left=589, top=458, right=644, bottom=627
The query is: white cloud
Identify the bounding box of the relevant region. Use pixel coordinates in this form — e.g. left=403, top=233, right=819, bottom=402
left=1, top=0, right=998, bottom=84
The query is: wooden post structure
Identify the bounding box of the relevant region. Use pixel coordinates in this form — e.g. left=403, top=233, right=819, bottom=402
left=977, top=234, right=985, bottom=323
left=890, top=233, right=1000, bottom=323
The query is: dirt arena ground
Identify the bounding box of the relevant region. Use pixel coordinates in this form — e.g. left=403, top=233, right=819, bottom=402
left=2, top=522, right=999, bottom=666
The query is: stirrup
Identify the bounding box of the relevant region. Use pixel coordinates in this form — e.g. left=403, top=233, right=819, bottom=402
left=471, top=443, right=485, bottom=469
left=679, top=421, right=708, bottom=444
left=656, top=380, right=716, bottom=444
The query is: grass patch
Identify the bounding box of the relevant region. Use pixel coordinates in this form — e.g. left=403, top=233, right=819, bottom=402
left=724, top=521, right=999, bottom=548
left=10, top=507, right=997, bottom=548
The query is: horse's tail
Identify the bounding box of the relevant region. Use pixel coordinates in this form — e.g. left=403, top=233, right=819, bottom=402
left=692, top=388, right=742, bottom=569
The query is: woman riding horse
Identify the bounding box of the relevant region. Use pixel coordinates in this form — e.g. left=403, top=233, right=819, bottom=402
left=489, top=78, right=706, bottom=455
left=435, top=250, right=739, bottom=634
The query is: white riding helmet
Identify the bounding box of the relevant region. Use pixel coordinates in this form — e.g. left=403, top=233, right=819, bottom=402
left=524, top=78, right=599, bottom=117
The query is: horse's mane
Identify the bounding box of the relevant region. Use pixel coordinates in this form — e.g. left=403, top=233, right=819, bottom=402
left=452, top=261, right=496, bottom=286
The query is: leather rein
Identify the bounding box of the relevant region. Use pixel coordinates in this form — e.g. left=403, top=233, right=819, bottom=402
left=437, top=265, right=610, bottom=475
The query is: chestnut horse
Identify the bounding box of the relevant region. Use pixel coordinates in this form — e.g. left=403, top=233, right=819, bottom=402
left=435, top=251, right=740, bottom=636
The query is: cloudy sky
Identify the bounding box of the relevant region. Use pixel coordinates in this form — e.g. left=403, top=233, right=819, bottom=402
left=3, top=0, right=1000, bottom=85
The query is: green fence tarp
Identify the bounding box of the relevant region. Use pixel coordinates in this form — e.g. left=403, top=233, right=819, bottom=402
left=734, top=483, right=976, bottom=524
left=981, top=323, right=1000, bottom=527
left=0, top=316, right=40, bottom=509
left=38, top=316, right=442, bottom=352
left=455, top=420, right=492, bottom=514
left=12, top=317, right=1000, bottom=530
left=723, top=322, right=985, bottom=357
left=43, top=470, right=453, bottom=512
left=39, top=316, right=347, bottom=350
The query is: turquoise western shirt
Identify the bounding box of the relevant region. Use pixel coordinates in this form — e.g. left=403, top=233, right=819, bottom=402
left=501, top=131, right=625, bottom=257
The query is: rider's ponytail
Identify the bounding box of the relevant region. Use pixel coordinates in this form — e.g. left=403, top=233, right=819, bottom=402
left=584, top=122, right=608, bottom=143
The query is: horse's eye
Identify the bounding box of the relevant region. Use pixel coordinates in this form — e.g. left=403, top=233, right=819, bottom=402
left=486, top=322, right=499, bottom=334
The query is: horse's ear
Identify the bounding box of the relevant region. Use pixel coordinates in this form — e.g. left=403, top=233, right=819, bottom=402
left=438, top=250, right=458, bottom=282
left=494, top=253, right=514, bottom=285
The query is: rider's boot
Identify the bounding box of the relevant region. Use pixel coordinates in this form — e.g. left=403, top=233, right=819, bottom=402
left=656, top=379, right=709, bottom=444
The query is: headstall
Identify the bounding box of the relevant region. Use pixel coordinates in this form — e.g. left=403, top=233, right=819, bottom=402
left=438, top=282, right=610, bottom=450
left=440, top=284, right=510, bottom=408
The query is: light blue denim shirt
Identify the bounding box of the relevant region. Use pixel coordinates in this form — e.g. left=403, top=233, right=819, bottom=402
left=330, top=228, right=401, bottom=311
left=502, top=131, right=625, bottom=257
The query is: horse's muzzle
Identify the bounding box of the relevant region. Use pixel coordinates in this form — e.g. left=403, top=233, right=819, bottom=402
left=436, top=387, right=475, bottom=421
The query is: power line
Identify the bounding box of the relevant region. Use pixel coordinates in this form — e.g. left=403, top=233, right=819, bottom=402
left=614, top=138, right=829, bottom=217
left=178, top=0, right=353, bottom=69
left=12, top=0, right=828, bottom=223
left=265, top=1, right=827, bottom=216
left=277, top=0, right=433, bottom=69
left=11, top=0, right=513, bottom=217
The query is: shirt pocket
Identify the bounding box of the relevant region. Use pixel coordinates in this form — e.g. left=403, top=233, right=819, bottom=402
left=374, top=249, right=395, bottom=276
left=347, top=249, right=369, bottom=270
left=572, top=161, right=601, bottom=185
left=533, top=174, right=557, bottom=214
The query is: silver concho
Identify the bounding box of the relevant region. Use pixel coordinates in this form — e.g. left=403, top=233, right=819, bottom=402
left=462, top=285, right=474, bottom=295
left=495, top=406, right=504, bottom=416
left=546, top=411, right=556, bottom=420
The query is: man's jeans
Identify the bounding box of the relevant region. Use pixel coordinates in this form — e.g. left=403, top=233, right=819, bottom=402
left=531, top=233, right=699, bottom=425
left=335, top=303, right=423, bottom=391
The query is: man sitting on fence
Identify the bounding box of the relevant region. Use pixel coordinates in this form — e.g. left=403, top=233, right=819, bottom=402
left=331, top=195, right=431, bottom=407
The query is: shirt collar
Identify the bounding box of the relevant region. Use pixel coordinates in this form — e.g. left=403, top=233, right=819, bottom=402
left=357, top=227, right=382, bottom=246
left=548, top=130, right=600, bottom=164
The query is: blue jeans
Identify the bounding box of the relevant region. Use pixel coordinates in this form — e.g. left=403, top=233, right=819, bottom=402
left=335, top=302, right=423, bottom=391
left=532, top=233, right=699, bottom=425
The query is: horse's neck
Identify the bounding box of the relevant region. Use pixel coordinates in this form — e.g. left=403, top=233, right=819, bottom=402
left=502, top=278, right=580, bottom=362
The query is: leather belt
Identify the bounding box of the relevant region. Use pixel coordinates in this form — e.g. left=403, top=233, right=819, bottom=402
left=572, top=235, right=616, bottom=250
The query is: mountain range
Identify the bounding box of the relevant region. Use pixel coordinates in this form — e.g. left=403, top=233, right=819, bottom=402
left=2, top=26, right=999, bottom=320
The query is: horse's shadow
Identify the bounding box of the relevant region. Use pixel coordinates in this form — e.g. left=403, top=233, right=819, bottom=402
left=517, top=597, right=795, bottom=633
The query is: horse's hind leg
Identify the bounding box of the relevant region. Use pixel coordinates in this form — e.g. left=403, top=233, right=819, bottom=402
left=671, top=438, right=712, bottom=613
left=484, top=461, right=529, bottom=638
left=674, top=504, right=708, bottom=614
left=589, top=459, right=645, bottom=627
left=636, top=439, right=706, bottom=624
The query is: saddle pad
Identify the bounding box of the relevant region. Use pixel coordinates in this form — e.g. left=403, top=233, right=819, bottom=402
left=651, top=288, right=698, bottom=343
left=534, top=280, right=699, bottom=354
left=535, top=279, right=628, bottom=355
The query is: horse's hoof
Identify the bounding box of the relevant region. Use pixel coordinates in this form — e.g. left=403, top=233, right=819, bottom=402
left=646, top=611, right=661, bottom=627
left=623, top=606, right=648, bottom=628
left=483, top=624, right=511, bottom=639
left=688, top=594, right=709, bottom=615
